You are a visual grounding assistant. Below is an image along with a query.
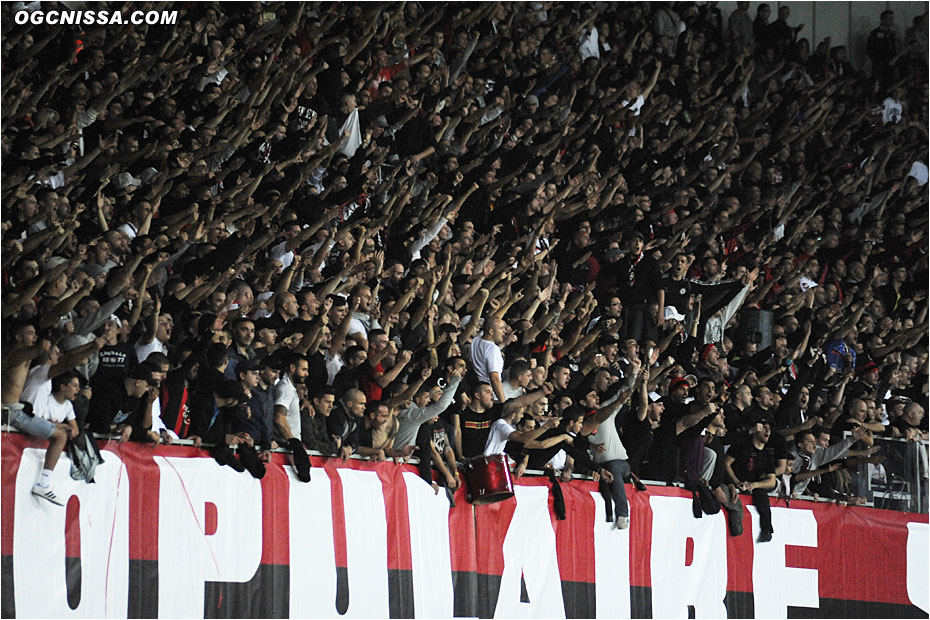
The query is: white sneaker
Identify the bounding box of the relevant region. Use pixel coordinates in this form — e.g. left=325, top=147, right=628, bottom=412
left=614, top=516, right=630, bottom=530
left=32, top=484, right=64, bottom=506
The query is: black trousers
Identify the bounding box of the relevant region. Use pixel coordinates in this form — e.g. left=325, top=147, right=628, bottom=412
left=750, top=488, right=773, bottom=534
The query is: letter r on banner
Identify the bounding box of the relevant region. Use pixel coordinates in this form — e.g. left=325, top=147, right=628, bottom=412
left=155, top=457, right=262, bottom=619
left=650, top=496, right=728, bottom=618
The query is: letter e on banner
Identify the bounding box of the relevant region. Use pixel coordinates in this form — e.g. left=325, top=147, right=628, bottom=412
left=907, top=522, right=929, bottom=613
left=650, top=496, right=727, bottom=618
left=155, top=457, right=262, bottom=618
left=402, top=472, right=454, bottom=618
left=494, top=485, right=566, bottom=619
left=749, top=507, right=819, bottom=617
left=13, top=447, right=129, bottom=618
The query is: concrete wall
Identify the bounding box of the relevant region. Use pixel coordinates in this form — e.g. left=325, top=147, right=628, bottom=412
left=715, top=2, right=927, bottom=71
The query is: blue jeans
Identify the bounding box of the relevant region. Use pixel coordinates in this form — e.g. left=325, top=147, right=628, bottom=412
left=602, top=459, right=631, bottom=518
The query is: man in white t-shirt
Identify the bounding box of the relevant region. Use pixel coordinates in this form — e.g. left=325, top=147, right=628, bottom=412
left=483, top=383, right=558, bottom=456
left=346, top=284, right=381, bottom=350
left=471, top=316, right=508, bottom=402
left=135, top=302, right=171, bottom=363
left=501, top=360, right=533, bottom=402
left=273, top=354, right=311, bottom=482
left=27, top=371, right=81, bottom=505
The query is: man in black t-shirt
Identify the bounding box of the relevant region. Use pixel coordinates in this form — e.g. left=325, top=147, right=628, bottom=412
left=453, top=382, right=503, bottom=459
left=86, top=366, right=155, bottom=441
left=92, top=316, right=137, bottom=392
left=725, top=421, right=777, bottom=542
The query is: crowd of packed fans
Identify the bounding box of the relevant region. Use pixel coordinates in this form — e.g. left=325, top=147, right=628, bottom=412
left=3, top=2, right=928, bottom=538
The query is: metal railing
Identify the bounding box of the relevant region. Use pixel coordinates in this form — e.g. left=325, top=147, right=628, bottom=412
left=844, top=432, right=929, bottom=514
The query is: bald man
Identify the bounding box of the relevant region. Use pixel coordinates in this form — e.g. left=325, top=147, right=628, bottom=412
left=471, top=316, right=508, bottom=402
left=328, top=388, right=366, bottom=459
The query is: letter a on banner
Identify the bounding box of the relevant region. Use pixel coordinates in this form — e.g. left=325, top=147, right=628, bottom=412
left=13, top=448, right=129, bottom=618
left=650, top=496, right=728, bottom=618
left=155, top=457, right=262, bottom=619
left=494, top=485, right=566, bottom=619
left=749, top=507, right=819, bottom=618
left=403, top=472, right=455, bottom=618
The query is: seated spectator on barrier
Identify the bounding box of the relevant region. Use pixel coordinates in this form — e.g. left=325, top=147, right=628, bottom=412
left=416, top=410, right=461, bottom=494
left=86, top=365, right=158, bottom=442
left=14, top=371, right=82, bottom=505
left=725, top=420, right=778, bottom=542
left=233, top=358, right=273, bottom=476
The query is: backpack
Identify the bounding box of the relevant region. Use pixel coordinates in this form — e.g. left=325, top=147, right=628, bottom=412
left=685, top=480, right=721, bottom=517
left=68, top=431, right=104, bottom=483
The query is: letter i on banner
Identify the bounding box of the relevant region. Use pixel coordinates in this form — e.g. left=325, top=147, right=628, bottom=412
left=155, top=457, right=262, bottom=619
left=649, top=496, right=728, bottom=618
left=403, top=472, right=455, bottom=618
left=591, top=492, right=632, bottom=618
left=13, top=448, right=130, bottom=618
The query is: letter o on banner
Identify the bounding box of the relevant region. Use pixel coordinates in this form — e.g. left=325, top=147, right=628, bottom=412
left=13, top=448, right=130, bottom=618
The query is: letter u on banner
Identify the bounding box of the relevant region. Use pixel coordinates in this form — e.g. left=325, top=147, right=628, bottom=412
left=13, top=448, right=129, bottom=618
left=155, top=457, right=262, bottom=619
left=290, top=467, right=390, bottom=618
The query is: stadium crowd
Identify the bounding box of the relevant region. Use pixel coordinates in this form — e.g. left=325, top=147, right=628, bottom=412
left=2, top=1, right=928, bottom=538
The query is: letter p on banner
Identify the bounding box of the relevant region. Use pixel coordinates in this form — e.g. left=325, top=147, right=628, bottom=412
left=155, top=457, right=262, bottom=618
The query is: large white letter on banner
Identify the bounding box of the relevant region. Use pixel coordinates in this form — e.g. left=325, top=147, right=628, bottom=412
left=907, top=522, right=929, bottom=613
left=336, top=468, right=390, bottom=616
left=591, top=492, right=631, bottom=618
left=155, top=456, right=262, bottom=618
left=494, top=485, right=566, bottom=619
left=749, top=506, right=819, bottom=617
left=288, top=467, right=389, bottom=618
left=403, top=472, right=454, bottom=618
left=288, top=467, right=338, bottom=618
left=13, top=448, right=129, bottom=618
left=650, top=495, right=728, bottom=618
